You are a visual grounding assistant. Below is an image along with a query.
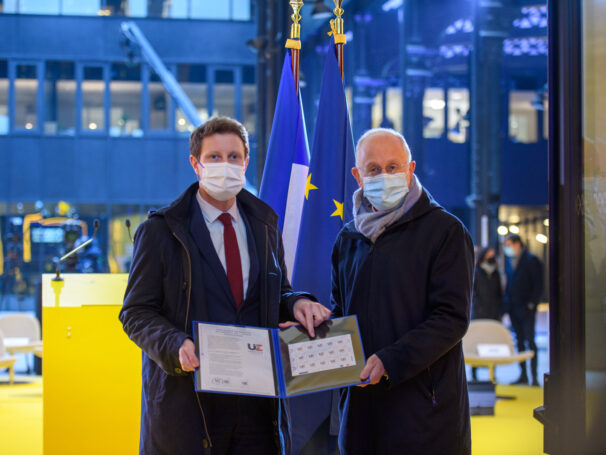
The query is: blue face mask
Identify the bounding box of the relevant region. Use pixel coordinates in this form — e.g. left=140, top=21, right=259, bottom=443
left=362, top=172, right=409, bottom=211
left=503, top=245, right=515, bottom=257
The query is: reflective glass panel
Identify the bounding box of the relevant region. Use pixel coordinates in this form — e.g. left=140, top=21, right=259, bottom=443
left=583, top=0, right=606, bottom=445
left=242, top=66, right=255, bottom=134
left=165, top=0, right=187, bottom=18
left=126, top=0, right=146, bottom=17
left=44, top=61, right=75, bottom=135
left=15, top=64, right=38, bottom=130
left=19, top=0, right=59, bottom=14
left=82, top=66, right=105, bottom=132
left=62, top=0, right=99, bottom=15
left=110, top=63, right=142, bottom=136
left=423, top=88, right=445, bottom=138
left=213, top=70, right=235, bottom=118
left=149, top=71, right=169, bottom=130
left=447, top=88, right=469, bottom=143
left=232, top=0, right=251, bottom=20
left=509, top=90, right=538, bottom=143
left=191, top=2, right=229, bottom=19
left=177, top=64, right=208, bottom=132
left=0, top=60, right=7, bottom=134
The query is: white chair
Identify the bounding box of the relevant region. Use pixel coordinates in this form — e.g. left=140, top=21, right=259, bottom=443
left=463, top=319, right=534, bottom=383
left=0, top=329, right=17, bottom=384
left=0, top=313, right=43, bottom=373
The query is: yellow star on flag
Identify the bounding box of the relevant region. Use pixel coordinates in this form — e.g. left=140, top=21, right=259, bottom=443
left=331, top=200, right=344, bottom=220
left=305, top=173, right=318, bottom=200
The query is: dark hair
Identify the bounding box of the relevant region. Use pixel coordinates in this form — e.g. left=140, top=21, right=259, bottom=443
left=476, top=247, right=494, bottom=265
left=505, top=233, right=524, bottom=247
left=189, top=116, right=249, bottom=159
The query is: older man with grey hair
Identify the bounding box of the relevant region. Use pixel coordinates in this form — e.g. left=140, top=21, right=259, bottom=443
left=331, top=128, right=474, bottom=454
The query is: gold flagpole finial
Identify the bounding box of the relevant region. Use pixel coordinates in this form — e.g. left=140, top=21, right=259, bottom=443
left=332, top=0, right=344, bottom=35
left=289, top=1, right=304, bottom=40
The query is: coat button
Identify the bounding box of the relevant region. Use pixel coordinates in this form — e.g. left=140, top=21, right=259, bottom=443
left=202, top=439, right=209, bottom=448
left=272, top=419, right=278, bottom=426
left=175, top=367, right=182, bottom=374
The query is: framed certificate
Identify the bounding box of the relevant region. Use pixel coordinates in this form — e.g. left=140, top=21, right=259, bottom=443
left=193, top=315, right=368, bottom=398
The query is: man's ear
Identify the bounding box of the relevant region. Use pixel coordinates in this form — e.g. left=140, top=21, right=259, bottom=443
left=243, top=155, right=250, bottom=172
left=352, top=167, right=363, bottom=188
left=189, top=154, right=198, bottom=172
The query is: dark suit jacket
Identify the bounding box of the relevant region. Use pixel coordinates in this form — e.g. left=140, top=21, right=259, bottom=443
left=505, top=249, right=543, bottom=316
left=120, top=182, right=314, bottom=455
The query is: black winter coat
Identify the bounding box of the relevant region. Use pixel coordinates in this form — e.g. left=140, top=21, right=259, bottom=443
left=120, top=183, right=311, bottom=455
left=472, top=266, right=503, bottom=320
left=504, top=249, right=543, bottom=317
left=331, top=188, right=474, bottom=454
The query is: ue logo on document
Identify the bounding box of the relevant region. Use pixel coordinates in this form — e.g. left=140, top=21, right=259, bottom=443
left=247, top=343, right=263, bottom=352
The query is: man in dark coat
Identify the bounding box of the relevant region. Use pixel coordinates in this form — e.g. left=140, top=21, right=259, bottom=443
left=120, top=117, right=331, bottom=455
left=331, top=128, right=474, bottom=455
left=503, top=234, right=543, bottom=386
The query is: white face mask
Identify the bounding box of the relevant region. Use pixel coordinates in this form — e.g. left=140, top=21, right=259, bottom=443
left=362, top=172, right=409, bottom=211
left=198, top=162, right=246, bottom=201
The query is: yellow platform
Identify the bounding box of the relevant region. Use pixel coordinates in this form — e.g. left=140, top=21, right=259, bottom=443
left=41, top=273, right=141, bottom=455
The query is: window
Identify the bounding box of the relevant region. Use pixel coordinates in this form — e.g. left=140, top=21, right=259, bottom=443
left=423, top=88, right=445, bottom=138
left=82, top=66, right=105, bottom=132
left=15, top=64, right=38, bottom=130
left=242, top=66, right=255, bottom=134
left=447, top=88, right=469, bottom=143
left=18, top=0, right=60, bottom=14
left=62, top=0, right=99, bottom=15
left=110, top=63, right=142, bottom=136
left=176, top=64, right=208, bottom=132
left=0, top=60, right=7, bottom=134
left=509, top=90, right=538, bottom=143
left=213, top=69, right=235, bottom=118
left=44, top=61, right=75, bottom=135
left=149, top=70, right=169, bottom=131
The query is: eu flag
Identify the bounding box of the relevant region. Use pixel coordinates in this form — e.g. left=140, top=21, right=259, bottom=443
left=292, top=47, right=357, bottom=306
left=259, top=52, right=310, bottom=278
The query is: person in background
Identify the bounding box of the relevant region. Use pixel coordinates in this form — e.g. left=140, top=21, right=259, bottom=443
left=470, top=246, right=503, bottom=380
left=503, top=233, right=544, bottom=386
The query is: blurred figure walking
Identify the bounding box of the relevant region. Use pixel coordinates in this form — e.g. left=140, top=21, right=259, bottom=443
left=503, top=234, right=544, bottom=386
left=470, top=247, right=503, bottom=380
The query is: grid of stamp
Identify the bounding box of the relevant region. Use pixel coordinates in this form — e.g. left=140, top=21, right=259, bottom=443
left=288, top=334, right=356, bottom=377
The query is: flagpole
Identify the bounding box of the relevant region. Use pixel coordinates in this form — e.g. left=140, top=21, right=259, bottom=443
left=286, top=1, right=304, bottom=95
left=330, top=0, right=346, bottom=82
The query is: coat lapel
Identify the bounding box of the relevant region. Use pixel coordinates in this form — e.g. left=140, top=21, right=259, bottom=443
left=188, top=197, right=232, bottom=299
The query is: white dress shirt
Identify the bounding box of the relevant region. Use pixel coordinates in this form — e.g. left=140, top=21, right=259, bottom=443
left=196, top=191, right=250, bottom=299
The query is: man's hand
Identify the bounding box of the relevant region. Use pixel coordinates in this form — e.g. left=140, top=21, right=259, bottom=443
left=178, top=338, right=199, bottom=372
left=278, top=299, right=331, bottom=338
left=358, top=354, right=385, bottom=387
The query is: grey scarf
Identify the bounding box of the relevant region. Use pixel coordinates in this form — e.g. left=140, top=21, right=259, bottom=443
left=353, top=174, right=423, bottom=243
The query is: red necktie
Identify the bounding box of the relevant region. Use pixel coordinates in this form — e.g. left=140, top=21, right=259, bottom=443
left=218, top=213, right=244, bottom=309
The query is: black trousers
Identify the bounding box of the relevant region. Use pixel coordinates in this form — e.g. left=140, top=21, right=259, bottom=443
left=203, top=393, right=277, bottom=455
left=511, top=307, right=538, bottom=380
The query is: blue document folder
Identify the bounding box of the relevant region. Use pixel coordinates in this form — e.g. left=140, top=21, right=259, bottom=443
left=193, top=315, right=368, bottom=398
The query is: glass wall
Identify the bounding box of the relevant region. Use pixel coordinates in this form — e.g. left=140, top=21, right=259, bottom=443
left=15, top=64, right=38, bottom=130
left=44, top=61, right=75, bottom=135
left=149, top=70, right=170, bottom=131
left=0, top=0, right=251, bottom=19
left=82, top=66, right=105, bottom=132
left=423, top=87, right=445, bottom=138
left=110, top=63, right=141, bottom=136
left=447, top=88, right=469, bottom=143
left=177, top=64, right=208, bottom=133
left=509, top=90, right=539, bottom=143
left=241, top=66, right=256, bottom=134
left=213, top=69, right=235, bottom=118
left=0, top=60, right=7, bottom=134
left=583, top=0, right=606, bottom=444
